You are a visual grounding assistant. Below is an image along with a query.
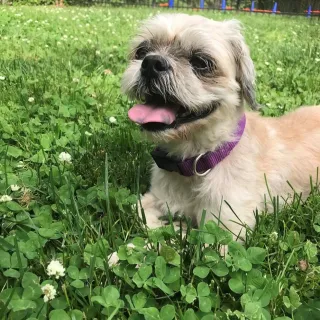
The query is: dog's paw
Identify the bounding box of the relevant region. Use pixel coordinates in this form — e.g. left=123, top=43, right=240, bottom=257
left=138, top=193, right=168, bottom=229
left=173, top=220, right=187, bottom=238
left=143, top=211, right=167, bottom=229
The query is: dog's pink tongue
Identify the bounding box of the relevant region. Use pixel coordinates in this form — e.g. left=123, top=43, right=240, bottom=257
left=128, top=104, right=176, bottom=125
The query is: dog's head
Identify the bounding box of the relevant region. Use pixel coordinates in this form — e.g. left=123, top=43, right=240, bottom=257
left=122, top=13, right=257, bottom=143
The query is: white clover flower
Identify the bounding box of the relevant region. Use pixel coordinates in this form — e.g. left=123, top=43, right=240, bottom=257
left=28, top=97, right=35, bottom=103
left=276, top=67, right=283, bottom=72
left=10, top=185, right=20, bottom=191
left=46, top=259, right=65, bottom=279
left=264, top=62, right=269, bottom=66
left=95, top=50, right=101, bottom=56
left=41, top=284, right=56, bottom=302
left=17, top=161, right=24, bottom=168
left=127, top=243, right=136, bottom=255
left=0, top=76, right=5, bottom=81
left=108, top=252, right=119, bottom=267
left=315, top=58, right=320, bottom=63
left=21, top=187, right=31, bottom=194
left=57, top=41, right=61, bottom=45
left=109, top=116, right=117, bottom=124
left=72, top=78, right=80, bottom=83
left=104, top=69, right=112, bottom=75
left=84, top=131, right=92, bottom=136
left=109, top=54, right=113, bottom=58
left=58, top=152, right=72, bottom=164
left=270, top=231, right=278, bottom=242
left=0, top=195, right=13, bottom=202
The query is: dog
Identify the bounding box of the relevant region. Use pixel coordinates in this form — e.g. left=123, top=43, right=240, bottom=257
left=121, top=13, right=320, bottom=240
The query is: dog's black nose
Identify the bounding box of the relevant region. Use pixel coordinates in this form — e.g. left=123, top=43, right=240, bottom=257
left=141, top=55, right=170, bottom=78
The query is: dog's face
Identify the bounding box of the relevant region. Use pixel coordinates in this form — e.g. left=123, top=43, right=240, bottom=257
left=122, top=13, right=257, bottom=142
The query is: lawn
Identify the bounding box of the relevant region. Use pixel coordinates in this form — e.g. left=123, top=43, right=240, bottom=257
left=0, top=5, right=320, bottom=320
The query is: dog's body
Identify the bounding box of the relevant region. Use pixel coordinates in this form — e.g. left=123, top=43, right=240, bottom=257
left=141, top=107, right=320, bottom=238
left=121, top=13, right=320, bottom=238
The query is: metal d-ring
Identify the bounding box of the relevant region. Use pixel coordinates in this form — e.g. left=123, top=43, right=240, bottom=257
left=193, top=153, right=211, bottom=177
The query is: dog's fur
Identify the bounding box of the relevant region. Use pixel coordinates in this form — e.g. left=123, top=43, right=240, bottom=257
left=122, top=13, right=320, bottom=239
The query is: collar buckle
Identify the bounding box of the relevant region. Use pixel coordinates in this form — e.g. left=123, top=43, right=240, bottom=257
left=193, top=153, right=212, bottom=177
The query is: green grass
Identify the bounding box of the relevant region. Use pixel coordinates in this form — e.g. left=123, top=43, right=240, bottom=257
left=0, top=6, right=320, bottom=320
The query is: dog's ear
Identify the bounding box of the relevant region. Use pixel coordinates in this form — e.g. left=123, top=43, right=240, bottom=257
left=224, top=20, right=259, bottom=110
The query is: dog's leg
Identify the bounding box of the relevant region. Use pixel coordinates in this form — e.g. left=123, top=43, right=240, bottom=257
left=138, top=192, right=188, bottom=236
left=138, top=192, right=167, bottom=229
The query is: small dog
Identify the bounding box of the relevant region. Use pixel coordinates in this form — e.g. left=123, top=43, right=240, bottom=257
left=122, top=13, right=320, bottom=240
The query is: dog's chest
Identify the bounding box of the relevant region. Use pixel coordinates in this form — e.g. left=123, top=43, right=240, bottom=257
left=151, top=165, right=255, bottom=216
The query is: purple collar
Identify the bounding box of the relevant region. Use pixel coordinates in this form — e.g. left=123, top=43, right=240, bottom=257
left=151, top=114, right=246, bottom=177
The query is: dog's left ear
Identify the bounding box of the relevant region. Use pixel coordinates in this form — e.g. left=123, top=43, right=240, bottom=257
left=224, top=20, right=259, bottom=110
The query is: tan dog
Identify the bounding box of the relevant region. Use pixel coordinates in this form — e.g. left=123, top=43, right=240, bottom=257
left=122, top=13, right=320, bottom=240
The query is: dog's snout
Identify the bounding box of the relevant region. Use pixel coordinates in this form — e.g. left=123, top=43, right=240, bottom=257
left=141, top=55, right=170, bottom=78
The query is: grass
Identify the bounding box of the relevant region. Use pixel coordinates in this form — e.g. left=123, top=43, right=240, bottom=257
left=0, top=5, right=320, bottom=320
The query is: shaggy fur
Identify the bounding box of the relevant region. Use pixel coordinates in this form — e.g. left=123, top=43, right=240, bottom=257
left=121, top=13, right=320, bottom=240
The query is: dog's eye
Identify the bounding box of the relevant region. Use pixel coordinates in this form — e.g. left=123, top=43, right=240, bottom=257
left=135, top=47, right=149, bottom=60
left=190, top=55, right=214, bottom=73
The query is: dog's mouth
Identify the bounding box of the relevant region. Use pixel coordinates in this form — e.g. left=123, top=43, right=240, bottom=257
left=128, top=95, right=218, bottom=132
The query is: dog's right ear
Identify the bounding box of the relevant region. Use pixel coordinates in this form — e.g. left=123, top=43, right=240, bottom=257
left=224, top=20, right=259, bottom=110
